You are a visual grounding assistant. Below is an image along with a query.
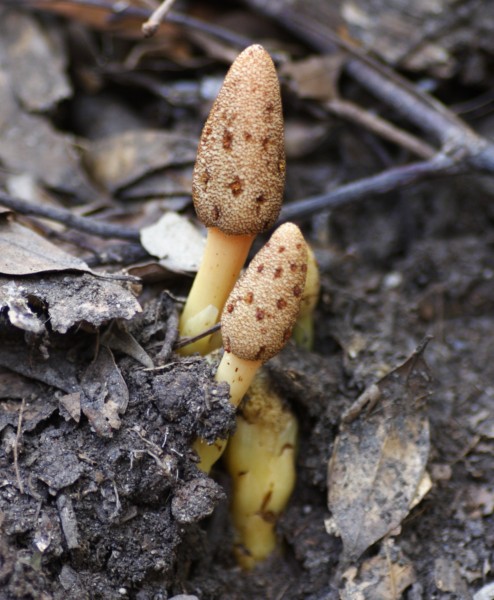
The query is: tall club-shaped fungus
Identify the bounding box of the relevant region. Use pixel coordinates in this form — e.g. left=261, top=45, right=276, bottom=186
left=194, top=222, right=308, bottom=472
left=179, top=45, right=285, bottom=355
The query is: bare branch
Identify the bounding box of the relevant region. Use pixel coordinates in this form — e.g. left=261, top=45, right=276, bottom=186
left=142, top=0, right=178, bottom=37
left=325, top=98, right=436, bottom=159
left=279, top=154, right=461, bottom=222
left=0, top=192, right=140, bottom=241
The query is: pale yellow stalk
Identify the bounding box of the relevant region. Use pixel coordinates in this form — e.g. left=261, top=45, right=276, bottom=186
left=292, top=245, right=320, bottom=350
left=224, top=370, right=298, bottom=569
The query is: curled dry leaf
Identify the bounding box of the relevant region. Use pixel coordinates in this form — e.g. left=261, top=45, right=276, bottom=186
left=327, top=339, right=433, bottom=563
left=140, top=212, right=205, bottom=274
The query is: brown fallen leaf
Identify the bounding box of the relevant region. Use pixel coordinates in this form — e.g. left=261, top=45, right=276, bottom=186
left=0, top=10, right=71, bottom=112
left=83, top=129, right=197, bottom=194
left=280, top=54, right=344, bottom=102
left=0, top=69, right=98, bottom=201
left=0, top=216, right=92, bottom=276
left=327, top=339, right=433, bottom=564
left=0, top=215, right=141, bottom=333
left=341, top=539, right=416, bottom=600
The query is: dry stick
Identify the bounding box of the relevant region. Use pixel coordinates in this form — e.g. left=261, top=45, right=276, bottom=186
left=280, top=153, right=461, bottom=222
left=243, top=2, right=494, bottom=220
left=173, top=323, right=221, bottom=351
left=325, top=98, right=436, bottom=159
left=142, top=0, right=178, bottom=37
left=14, top=398, right=26, bottom=494
left=0, top=192, right=140, bottom=241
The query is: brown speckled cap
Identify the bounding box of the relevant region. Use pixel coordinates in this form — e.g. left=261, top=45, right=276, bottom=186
left=192, top=45, right=285, bottom=236
left=221, top=223, right=308, bottom=362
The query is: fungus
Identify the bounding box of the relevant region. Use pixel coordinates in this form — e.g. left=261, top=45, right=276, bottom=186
left=179, top=44, right=285, bottom=355
left=292, top=245, right=321, bottom=350
left=224, top=369, right=297, bottom=569
left=194, top=222, right=308, bottom=472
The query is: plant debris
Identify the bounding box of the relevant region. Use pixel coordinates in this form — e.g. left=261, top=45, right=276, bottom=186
left=327, top=341, right=433, bottom=564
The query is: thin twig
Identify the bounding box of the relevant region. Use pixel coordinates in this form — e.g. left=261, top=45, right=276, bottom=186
left=173, top=322, right=221, bottom=351
left=0, top=192, right=140, bottom=241
left=14, top=398, right=26, bottom=494
left=142, top=0, right=177, bottom=37
left=326, top=98, right=436, bottom=159
left=279, top=153, right=460, bottom=222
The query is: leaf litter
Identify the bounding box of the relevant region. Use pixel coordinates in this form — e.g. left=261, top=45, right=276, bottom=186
left=327, top=339, right=433, bottom=564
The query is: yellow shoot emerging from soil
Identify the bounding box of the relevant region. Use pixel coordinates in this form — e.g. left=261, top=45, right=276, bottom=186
left=224, top=369, right=298, bottom=569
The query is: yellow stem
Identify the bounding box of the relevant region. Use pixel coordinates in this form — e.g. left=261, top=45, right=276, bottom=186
left=179, top=228, right=254, bottom=355
left=224, top=385, right=298, bottom=569
left=215, top=353, right=262, bottom=409
left=194, top=353, right=262, bottom=472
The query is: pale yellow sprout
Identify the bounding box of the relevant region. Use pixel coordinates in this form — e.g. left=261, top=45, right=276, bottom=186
left=224, top=369, right=298, bottom=569
left=292, top=245, right=320, bottom=350
left=194, top=222, right=308, bottom=472
left=179, top=44, right=285, bottom=355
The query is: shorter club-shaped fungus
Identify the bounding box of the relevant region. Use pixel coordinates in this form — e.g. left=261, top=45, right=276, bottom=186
left=179, top=44, right=285, bottom=355
left=194, top=222, right=308, bottom=472
left=224, top=369, right=298, bottom=570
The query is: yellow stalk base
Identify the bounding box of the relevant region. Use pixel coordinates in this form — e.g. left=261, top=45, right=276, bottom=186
left=179, top=228, right=254, bottom=356
left=195, top=353, right=262, bottom=473
left=224, top=372, right=298, bottom=569
left=215, top=353, right=262, bottom=409
left=292, top=311, right=314, bottom=350
left=293, top=245, right=320, bottom=351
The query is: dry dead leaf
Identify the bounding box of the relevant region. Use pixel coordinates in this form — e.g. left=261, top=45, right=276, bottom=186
left=0, top=10, right=71, bottom=112
left=0, top=70, right=97, bottom=200
left=280, top=54, right=345, bottom=102
left=0, top=335, right=79, bottom=393
left=0, top=272, right=142, bottom=334
left=341, top=540, right=416, bottom=600
left=140, top=212, right=205, bottom=273
left=0, top=217, right=92, bottom=276
left=0, top=216, right=141, bottom=333
left=59, top=392, right=82, bottom=423
left=0, top=369, right=58, bottom=433
left=83, top=129, right=197, bottom=194
left=101, top=321, right=154, bottom=369
left=327, top=339, right=433, bottom=563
